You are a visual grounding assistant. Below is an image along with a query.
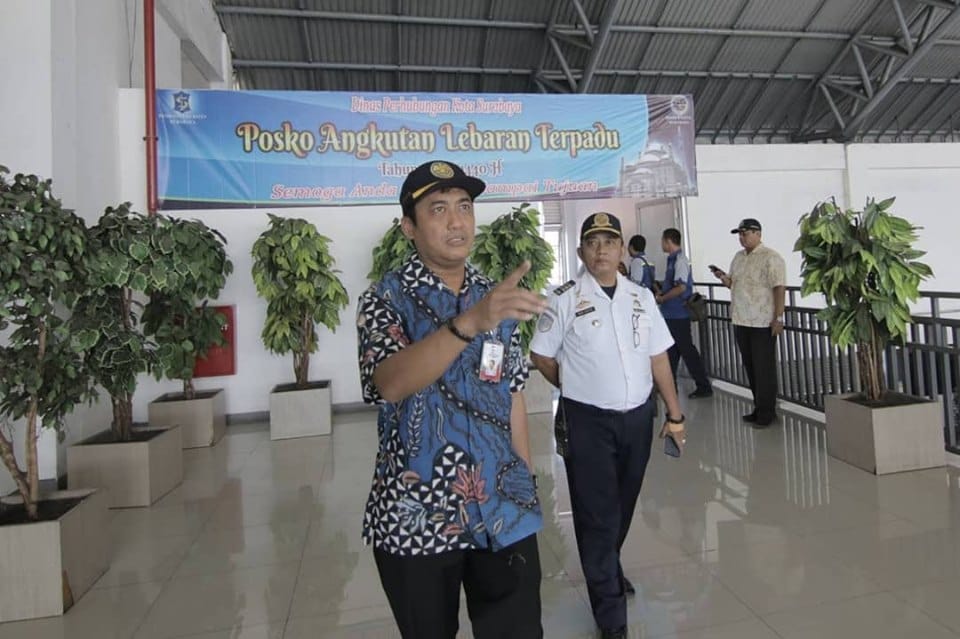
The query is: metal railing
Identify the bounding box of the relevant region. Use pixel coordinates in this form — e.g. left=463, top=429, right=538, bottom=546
left=695, top=283, right=960, bottom=454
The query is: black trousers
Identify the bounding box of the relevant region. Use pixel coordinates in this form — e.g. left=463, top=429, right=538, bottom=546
left=734, top=325, right=778, bottom=420
left=374, top=534, right=543, bottom=639
left=665, top=318, right=712, bottom=391
left=561, top=396, right=655, bottom=631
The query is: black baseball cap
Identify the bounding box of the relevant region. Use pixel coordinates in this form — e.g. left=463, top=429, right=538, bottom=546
left=731, top=218, right=762, bottom=234
left=399, top=160, right=485, bottom=210
left=581, top=212, right=622, bottom=240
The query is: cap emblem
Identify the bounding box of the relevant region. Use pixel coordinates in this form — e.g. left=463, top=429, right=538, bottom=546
left=430, top=162, right=454, bottom=179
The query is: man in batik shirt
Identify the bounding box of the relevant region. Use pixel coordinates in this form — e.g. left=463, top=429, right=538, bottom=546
left=356, top=160, right=547, bottom=639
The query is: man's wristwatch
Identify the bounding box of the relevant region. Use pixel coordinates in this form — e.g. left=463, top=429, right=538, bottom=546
left=445, top=317, right=473, bottom=343
left=666, top=413, right=685, bottom=424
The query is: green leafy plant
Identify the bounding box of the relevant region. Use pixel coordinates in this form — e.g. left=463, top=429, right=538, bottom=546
left=471, top=203, right=555, bottom=352
left=143, top=216, right=233, bottom=400
left=252, top=214, right=350, bottom=388
left=795, top=197, right=932, bottom=402
left=70, top=204, right=167, bottom=442
left=367, top=217, right=414, bottom=282
left=0, top=167, right=94, bottom=519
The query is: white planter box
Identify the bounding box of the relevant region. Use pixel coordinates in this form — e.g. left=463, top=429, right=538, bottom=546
left=148, top=389, right=226, bottom=448
left=524, top=367, right=557, bottom=414
left=270, top=381, right=332, bottom=440
left=0, top=489, right=109, bottom=622
left=824, top=392, right=945, bottom=475
left=66, top=425, right=183, bottom=508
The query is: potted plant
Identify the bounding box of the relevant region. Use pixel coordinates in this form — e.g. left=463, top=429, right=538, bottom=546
left=0, top=167, right=108, bottom=621
left=471, top=203, right=556, bottom=413
left=367, top=217, right=414, bottom=282
left=795, top=197, right=940, bottom=474
left=66, top=204, right=183, bottom=508
left=145, top=215, right=234, bottom=448
left=252, top=214, right=349, bottom=439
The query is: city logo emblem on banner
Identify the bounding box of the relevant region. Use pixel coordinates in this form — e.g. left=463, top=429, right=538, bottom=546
left=671, top=95, right=690, bottom=117
left=173, top=91, right=191, bottom=114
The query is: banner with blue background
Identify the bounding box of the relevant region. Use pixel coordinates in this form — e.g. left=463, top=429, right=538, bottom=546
left=157, top=90, right=697, bottom=209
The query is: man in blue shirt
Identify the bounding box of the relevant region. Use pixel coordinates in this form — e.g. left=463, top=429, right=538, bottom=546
left=658, top=228, right=713, bottom=398
left=627, top=234, right=655, bottom=290
left=356, top=160, right=547, bottom=639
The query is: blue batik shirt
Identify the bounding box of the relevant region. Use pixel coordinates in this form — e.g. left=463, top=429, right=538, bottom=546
left=356, top=252, right=542, bottom=556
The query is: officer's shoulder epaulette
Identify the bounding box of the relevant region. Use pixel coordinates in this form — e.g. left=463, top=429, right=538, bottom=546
left=553, top=280, right=576, bottom=295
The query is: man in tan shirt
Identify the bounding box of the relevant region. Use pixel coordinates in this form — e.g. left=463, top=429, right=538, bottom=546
left=710, top=218, right=786, bottom=427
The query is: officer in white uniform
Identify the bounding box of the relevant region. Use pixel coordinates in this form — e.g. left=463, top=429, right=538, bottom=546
left=530, top=212, right=687, bottom=639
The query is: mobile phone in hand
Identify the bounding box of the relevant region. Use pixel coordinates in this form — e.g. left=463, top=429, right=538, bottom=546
left=663, top=433, right=681, bottom=458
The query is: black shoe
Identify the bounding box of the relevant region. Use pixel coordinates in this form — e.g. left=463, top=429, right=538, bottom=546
left=600, top=627, right=627, bottom=639
left=688, top=388, right=713, bottom=399
left=742, top=412, right=758, bottom=422
left=623, top=577, right=635, bottom=596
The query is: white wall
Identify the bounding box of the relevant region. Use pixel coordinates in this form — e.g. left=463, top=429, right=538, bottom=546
left=845, top=144, right=960, bottom=301
left=686, top=145, right=849, bottom=300
left=0, top=1, right=54, bottom=178
left=0, top=1, right=230, bottom=494
left=683, top=144, right=960, bottom=314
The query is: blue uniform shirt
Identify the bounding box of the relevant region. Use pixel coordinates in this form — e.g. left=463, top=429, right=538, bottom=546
left=628, top=253, right=655, bottom=290
left=660, top=250, right=694, bottom=320
left=356, top=252, right=542, bottom=556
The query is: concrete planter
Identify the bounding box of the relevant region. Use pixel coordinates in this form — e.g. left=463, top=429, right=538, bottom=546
left=0, top=489, right=109, bottom=622
left=524, top=367, right=556, bottom=414
left=824, top=392, right=945, bottom=475
left=270, top=381, right=332, bottom=440
left=66, top=426, right=183, bottom=508
left=148, top=389, right=226, bottom=449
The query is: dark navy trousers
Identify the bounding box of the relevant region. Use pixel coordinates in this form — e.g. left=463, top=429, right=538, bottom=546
left=560, top=396, right=655, bottom=630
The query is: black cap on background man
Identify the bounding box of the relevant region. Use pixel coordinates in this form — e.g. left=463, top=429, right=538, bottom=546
left=399, top=161, right=485, bottom=217
left=730, top=218, right=762, bottom=234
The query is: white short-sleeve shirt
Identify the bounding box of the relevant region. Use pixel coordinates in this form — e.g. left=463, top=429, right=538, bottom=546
left=530, top=272, right=674, bottom=411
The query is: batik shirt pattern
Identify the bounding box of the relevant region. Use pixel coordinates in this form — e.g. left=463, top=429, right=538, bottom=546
left=356, top=253, right=542, bottom=556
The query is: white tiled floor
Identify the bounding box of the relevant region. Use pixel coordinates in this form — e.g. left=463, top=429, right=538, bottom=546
left=4, top=388, right=960, bottom=638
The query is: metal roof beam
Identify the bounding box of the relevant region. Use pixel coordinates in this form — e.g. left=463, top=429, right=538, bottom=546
left=703, top=126, right=951, bottom=138
left=896, top=79, right=959, bottom=136
left=736, top=0, right=831, bottom=141
left=891, top=0, right=915, bottom=54
left=578, top=0, right=623, bottom=93
left=630, top=0, right=671, bottom=94
left=214, top=6, right=960, bottom=46
left=843, top=4, right=960, bottom=137
left=549, top=30, right=592, bottom=51
left=534, top=74, right=571, bottom=93
left=529, top=1, right=562, bottom=92
left=569, top=0, right=594, bottom=44
left=548, top=35, right=578, bottom=91
left=231, top=59, right=960, bottom=88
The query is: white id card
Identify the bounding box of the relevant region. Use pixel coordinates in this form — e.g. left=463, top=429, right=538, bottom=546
left=479, top=340, right=505, bottom=383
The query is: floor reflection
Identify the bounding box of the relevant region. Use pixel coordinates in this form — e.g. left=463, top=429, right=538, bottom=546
left=2, top=387, right=960, bottom=638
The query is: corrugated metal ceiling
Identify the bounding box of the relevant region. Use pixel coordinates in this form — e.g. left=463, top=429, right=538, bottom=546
left=214, top=0, right=960, bottom=143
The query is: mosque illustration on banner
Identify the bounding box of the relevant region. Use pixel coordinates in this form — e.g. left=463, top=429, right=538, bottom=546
left=617, top=143, right=689, bottom=198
